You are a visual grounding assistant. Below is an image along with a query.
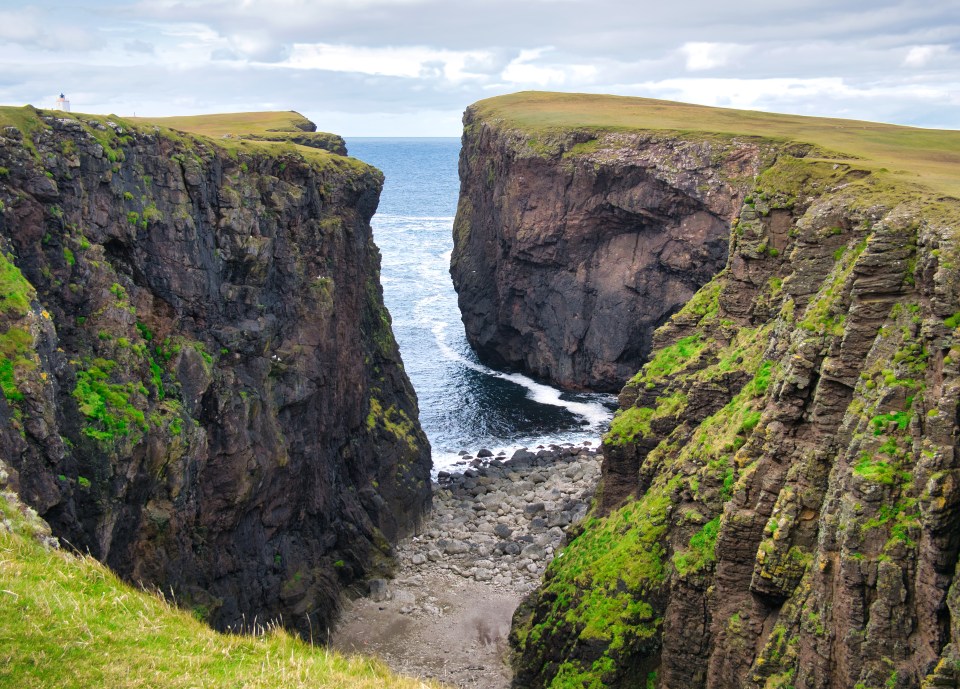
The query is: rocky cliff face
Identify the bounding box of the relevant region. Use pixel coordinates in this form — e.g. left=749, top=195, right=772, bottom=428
left=451, top=110, right=768, bottom=391
left=0, top=106, right=431, bottom=639
left=509, top=139, right=960, bottom=687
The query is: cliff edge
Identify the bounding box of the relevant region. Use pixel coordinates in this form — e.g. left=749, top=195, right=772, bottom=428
left=463, top=93, right=960, bottom=689
left=0, top=106, right=431, bottom=640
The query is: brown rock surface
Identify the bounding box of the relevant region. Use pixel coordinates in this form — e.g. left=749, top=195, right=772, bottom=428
left=451, top=113, right=766, bottom=391
left=504, top=137, right=960, bottom=686
left=0, top=108, right=431, bottom=640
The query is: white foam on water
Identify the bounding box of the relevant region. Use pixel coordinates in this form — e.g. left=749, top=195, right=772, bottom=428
left=426, top=307, right=612, bottom=432
left=375, top=215, right=457, bottom=223
left=431, top=435, right=602, bottom=475
left=366, top=198, right=614, bottom=479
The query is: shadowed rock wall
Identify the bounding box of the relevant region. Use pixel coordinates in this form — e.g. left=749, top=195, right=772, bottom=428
left=0, top=108, right=431, bottom=640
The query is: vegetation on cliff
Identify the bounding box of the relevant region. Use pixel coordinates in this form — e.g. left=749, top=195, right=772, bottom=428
left=487, top=93, right=960, bottom=688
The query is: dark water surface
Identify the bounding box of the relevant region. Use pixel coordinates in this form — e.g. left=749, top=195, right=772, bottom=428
left=347, top=138, right=614, bottom=471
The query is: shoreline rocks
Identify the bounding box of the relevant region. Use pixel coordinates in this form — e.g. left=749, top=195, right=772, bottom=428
left=332, top=442, right=603, bottom=689
left=396, top=443, right=601, bottom=595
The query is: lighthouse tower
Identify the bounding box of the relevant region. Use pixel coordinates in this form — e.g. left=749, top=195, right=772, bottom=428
left=55, top=93, right=70, bottom=112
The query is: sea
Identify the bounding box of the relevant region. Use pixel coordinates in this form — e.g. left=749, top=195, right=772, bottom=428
left=347, top=138, right=615, bottom=473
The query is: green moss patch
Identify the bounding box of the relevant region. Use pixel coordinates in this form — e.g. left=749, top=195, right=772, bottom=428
left=72, top=358, right=148, bottom=444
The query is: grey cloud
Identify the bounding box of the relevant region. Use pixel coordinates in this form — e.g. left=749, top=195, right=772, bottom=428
left=1, top=0, right=958, bottom=134
left=124, top=39, right=155, bottom=53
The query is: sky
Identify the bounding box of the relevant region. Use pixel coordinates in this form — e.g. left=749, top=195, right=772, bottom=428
left=1, top=0, right=958, bottom=136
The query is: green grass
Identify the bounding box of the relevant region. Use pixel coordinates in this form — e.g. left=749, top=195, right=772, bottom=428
left=635, top=335, right=706, bottom=382
left=72, top=358, right=149, bottom=443
left=514, top=478, right=675, bottom=682
left=128, top=111, right=353, bottom=164
left=672, top=516, right=722, bottom=577
left=0, top=490, right=444, bottom=689
left=129, top=111, right=316, bottom=137
left=0, top=252, right=34, bottom=318
left=472, top=91, right=960, bottom=199
left=0, top=253, right=38, bottom=402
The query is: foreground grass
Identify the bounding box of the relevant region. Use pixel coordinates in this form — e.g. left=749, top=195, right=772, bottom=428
left=473, top=91, right=960, bottom=199
left=0, top=494, right=439, bottom=689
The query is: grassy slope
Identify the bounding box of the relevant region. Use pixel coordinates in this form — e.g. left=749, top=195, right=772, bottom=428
left=0, top=489, right=438, bottom=689
left=472, top=91, right=960, bottom=199
left=129, top=111, right=315, bottom=137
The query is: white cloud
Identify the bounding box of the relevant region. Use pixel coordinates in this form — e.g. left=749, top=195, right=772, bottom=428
left=281, top=43, right=491, bottom=82
left=903, top=44, right=950, bottom=67
left=501, top=49, right=598, bottom=87
left=0, top=9, right=42, bottom=43
left=680, top=42, right=746, bottom=71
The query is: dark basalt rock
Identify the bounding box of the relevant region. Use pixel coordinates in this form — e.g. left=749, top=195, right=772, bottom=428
left=0, top=109, right=431, bottom=641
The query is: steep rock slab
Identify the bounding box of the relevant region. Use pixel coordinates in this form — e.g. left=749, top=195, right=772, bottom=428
left=451, top=109, right=766, bottom=391
left=511, top=147, right=960, bottom=688
left=0, top=107, right=431, bottom=640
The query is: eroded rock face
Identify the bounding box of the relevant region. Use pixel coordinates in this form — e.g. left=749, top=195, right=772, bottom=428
left=510, top=150, right=960, bottom=688
left=0, top=109, right=431, bottom=640
left=451, top=112, right=765, bottom=391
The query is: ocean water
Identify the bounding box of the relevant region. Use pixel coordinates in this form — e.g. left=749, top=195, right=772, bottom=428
left=347, top=138, right=615, bottom=472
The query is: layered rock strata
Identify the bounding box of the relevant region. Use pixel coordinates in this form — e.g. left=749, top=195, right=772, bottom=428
left=510, top=146, right=960, bottom=688
left=451, top=110, right=767, bottom=391
left=0, top=107, right=431, bottom=639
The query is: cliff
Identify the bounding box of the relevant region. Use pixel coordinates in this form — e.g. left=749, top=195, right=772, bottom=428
left=0, top=106, right=431, bottom=640
left=451, top=102, right=765, bottom=391
left=459, top=93, right=960, bottom=688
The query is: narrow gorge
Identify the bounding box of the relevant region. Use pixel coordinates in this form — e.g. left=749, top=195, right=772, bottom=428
left=0, top=107, right=431, bottom=640
left=453, top=93, right=960, bottom=689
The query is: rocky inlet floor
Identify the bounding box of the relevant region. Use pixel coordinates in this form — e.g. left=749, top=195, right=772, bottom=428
left=331, top=443, right=602, bottom=688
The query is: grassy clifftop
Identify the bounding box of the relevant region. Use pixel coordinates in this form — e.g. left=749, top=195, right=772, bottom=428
left=0, top=105, right=350, bottom=163
left=0, top=481, right=439, bottom=689
left=471, top=91, right=960, bottom=199
left=130, top=110, right=349, bottom=155
left=130, top=110, right=317, bottom=137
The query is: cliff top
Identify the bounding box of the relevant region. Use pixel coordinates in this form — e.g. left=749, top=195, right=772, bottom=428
left=129, top=110, right=318, bottom=137
left=471, top=91, right=960, bottom=199
left=0, top=105, right=352, bottom=162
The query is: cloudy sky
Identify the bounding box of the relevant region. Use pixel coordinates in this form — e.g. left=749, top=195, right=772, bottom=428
left=1, top=0, right=958, bottom=135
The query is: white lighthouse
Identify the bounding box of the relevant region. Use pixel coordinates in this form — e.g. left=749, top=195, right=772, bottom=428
left=55, top=93, right=70, bottom=112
